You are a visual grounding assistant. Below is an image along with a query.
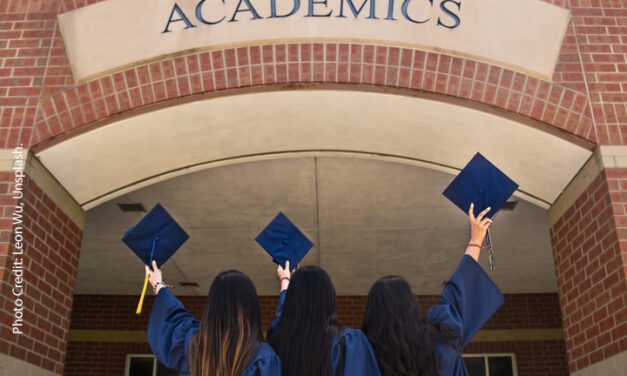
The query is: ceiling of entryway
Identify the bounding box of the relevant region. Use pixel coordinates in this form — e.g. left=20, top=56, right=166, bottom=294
left=75, top=156, right=558, bottom=296
left=36, top=90, right=591, bottom=210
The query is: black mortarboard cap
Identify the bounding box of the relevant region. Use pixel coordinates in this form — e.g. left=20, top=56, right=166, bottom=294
left=255, top=212, right=313, bottom=271
left=122, top=203, right=189, bottom=268
left=442, top=153, right=519, bottom=218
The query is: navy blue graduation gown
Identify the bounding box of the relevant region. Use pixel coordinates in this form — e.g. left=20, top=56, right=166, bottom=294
left=268, top=290, right=381, bottom=376
left=426, top=255, right=504, bottom=376
left=147, top=288, right=282, bottom=376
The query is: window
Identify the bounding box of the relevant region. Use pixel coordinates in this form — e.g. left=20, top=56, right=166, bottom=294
left=125, top=354, right=178, bottom=376
left=462, top=353, right=518, bottom=376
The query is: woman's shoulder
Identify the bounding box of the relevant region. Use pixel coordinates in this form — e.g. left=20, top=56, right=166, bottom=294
left=342, top=328, right=366, bottom=340
left=243, top=343, right=281, bottom=375
left=252, top=342, right=279, bottom=359
left=331, top=327, right=369, bottom=347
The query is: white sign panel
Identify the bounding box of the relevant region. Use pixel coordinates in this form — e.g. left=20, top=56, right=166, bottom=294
left=58, top=0, right=569, bottom=82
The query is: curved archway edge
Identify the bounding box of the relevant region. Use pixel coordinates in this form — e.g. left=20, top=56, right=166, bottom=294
left=32, top=43, right=596, bottom=150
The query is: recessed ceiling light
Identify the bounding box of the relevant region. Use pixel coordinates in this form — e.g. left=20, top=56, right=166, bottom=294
left=500, top=200, right=518, bottom=211
left=117, top=203, right=146, bottom=212
left=179, top=282, right=200, bottom=287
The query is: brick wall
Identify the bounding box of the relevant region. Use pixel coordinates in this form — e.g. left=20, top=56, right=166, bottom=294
left=63, top=293, right=568, bottom=376
left=550, top=168, right=627, bottom=372
left=68, top=293, right=563, bottom=331
left=64, top=342, right=151, bottom=376
left=568, top=2, right=626, bottom=144
left=0, top=175, right=82, bottom=374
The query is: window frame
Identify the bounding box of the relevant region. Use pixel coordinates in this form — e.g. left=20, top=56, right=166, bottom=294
left=462, top=352, right=519, bottom=376
left=124, top=353, right=158, bottom=376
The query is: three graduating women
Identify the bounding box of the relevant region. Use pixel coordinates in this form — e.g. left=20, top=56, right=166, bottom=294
left=145, top=203, right=502, bottom=376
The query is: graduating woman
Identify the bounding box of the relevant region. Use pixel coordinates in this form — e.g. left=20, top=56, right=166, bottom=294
left=146, top=261, right=282, bottom=376
left=267, top=261, right=382, bottom=376
left=361, top=204, right=504, bottom=376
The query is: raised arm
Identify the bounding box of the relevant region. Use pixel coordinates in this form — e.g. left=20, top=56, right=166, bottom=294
left=146, top=261, right=199, bottom=373
left=267, top=261, right=290, bottom=339
left=426, top=204, right=503, bottom=348
left=465, top=203, right=492, bottom=261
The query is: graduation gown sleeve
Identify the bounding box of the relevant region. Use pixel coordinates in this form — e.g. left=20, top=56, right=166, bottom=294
left=332, top=328, right=382, bottom=376
left=266, top=289, right=287, bottom=339
left=427, top=255, right=504, bottom=348
left=242, top=343, right=283, bottom=376
left=147, top=288, right=199, bottom=374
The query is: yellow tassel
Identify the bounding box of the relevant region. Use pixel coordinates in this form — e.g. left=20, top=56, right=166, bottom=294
left=136, top=272, right=149, bottom=315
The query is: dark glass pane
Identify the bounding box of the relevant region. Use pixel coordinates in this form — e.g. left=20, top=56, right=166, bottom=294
left=463, top=357, right=486, bottom=376
left=488, top=356, right=514, bottom=376
left=156, top=360, right=179, bottom=376
left=129, top=357, right=154, bottom=376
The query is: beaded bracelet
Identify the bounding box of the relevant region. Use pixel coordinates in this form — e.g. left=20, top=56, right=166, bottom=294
left=153, top=281, right=174, bottom=294
left=468, top=243, right=493, bottom=250
left=280, top=277, right=290, bottom=282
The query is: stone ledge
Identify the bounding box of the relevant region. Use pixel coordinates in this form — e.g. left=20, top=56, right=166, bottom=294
left=0, top=148, right=85, bottom=229
left=548, top=145, right=627, bottom=228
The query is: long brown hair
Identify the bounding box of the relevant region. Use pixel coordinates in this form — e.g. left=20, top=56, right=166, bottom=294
left=361, top=276, right=441, bottom=376
left=189, top=270, right=263, bottom=376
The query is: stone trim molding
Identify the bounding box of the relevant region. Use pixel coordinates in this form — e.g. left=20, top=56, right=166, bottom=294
left=0, top=148, right=85, bottom=228
left=548, top=145, right=627, bottom=227
left=570, top=350, right=627, bottom=376
left=0, top=353, right=59, bottom=376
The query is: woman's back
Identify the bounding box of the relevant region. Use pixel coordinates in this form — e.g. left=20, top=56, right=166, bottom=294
left=146, top=268, right=282, bottom=376
left=267, top=264, right=381, bottom=376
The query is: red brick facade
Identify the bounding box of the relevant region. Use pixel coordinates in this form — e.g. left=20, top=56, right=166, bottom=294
left=1, top=0, right=626, bottom=374
left=63, top=293, right=568, bottom=376
left=0, top=174, right=82, bottom=374
left=550, top=168, right=627, bottom=372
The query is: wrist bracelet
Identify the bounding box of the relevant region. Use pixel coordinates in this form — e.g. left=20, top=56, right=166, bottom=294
left=280, top=277, right=290, bottom=282
left=468, top=243, right=492, bottom=249
left=153, top=281, right=174, bottom=294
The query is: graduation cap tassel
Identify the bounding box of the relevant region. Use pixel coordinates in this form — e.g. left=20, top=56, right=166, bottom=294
left=487, top=228, right=495, bottom=271
left=482, top=190, right=495, bottom=271
left=136, top=272, right=150, bottom=315
left=136, top=238, right=158, bottom=315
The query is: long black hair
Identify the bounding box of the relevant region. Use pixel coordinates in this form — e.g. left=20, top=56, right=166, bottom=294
left=189, top=270, right=264, bottom=376
left=361, top=276, right=441, bottom=376
left=267, top=266, right=344, bottom=376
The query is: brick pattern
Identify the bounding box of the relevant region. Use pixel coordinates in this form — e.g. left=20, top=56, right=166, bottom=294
left=31, top=43, right=595, bottom=146
left=0, top=0, right=60, bottom=148
left=550, top=169, right=627, bottom=373
left=0, top=171, right=19, bottom=312
left=0, top=175, right=82, bottom=374
left=63, top=293, right=567, bottom=376
left=64, top=342, right=151, bottom=376
left=68, top=293, right=563, bottom=332
left=566, top=2, right=627, bottom=145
